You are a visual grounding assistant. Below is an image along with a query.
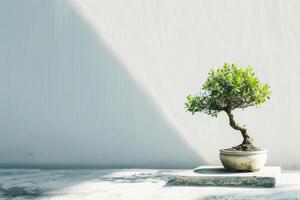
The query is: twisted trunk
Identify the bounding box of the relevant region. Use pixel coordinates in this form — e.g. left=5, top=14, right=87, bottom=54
left=224, top=109, right=253, bottom=146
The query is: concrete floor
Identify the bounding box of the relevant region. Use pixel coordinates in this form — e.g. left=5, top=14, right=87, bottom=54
left=0, top=169, right=300, bottom=200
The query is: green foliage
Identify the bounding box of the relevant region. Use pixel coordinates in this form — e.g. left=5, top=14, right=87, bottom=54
left=185, top=63, right=271, bottom=117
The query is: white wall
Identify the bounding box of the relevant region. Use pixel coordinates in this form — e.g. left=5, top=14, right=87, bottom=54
left=1, top=0, right=300, bottom=169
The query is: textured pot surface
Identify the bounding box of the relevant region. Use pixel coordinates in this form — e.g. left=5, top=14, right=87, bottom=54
left=219, top=149, right=267, bottom=172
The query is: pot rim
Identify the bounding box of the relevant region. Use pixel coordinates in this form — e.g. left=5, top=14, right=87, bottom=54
left=219, top=148, right=267, bottom=156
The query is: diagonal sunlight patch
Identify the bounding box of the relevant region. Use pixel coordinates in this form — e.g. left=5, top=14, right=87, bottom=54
left=68, top=0, right=204, bottom=160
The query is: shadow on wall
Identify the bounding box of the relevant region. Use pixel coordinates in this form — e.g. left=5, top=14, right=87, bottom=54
left=0, top=0, right=203, bottom=168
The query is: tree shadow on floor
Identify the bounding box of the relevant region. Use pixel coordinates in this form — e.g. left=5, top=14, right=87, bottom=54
left=0, top=169, right=173, bottom=198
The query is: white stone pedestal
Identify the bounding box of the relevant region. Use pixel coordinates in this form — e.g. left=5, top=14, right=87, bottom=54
left=168, top=166, right=281, bottom=188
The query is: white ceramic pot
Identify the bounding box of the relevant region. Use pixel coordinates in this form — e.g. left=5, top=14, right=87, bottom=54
left=219, top=149, right=267, bottom=172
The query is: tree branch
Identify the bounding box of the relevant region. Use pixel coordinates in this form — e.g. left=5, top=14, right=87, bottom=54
left=224, top=108, right=253, bottom=145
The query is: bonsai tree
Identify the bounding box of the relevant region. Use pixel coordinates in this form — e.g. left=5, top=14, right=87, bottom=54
left=185, top=63, right=271, bottom=151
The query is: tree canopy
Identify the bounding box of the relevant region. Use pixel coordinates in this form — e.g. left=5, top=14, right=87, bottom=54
left=185, top=63, right=271, bottom=117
